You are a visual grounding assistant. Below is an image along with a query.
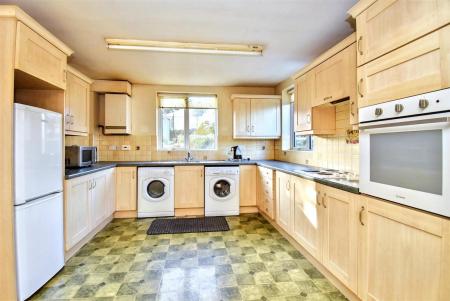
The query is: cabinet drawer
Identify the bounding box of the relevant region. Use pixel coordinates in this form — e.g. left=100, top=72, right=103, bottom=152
left=358, top=25, right=450, bottom=107
left=261, top=181, right=274, bottom=199
left=15, top=22, right=67, bottom=89
left=355, top=0, right=450, bottom=66
left=259, top=167, right=273, bottom=178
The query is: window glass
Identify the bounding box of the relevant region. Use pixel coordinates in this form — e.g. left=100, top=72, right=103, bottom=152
left=158, top=93, right=217, bottom=150
left=161, top=108, right=185, bottom=149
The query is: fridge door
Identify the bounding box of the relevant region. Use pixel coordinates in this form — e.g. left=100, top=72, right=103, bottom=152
left=15, top=192, right=64, bottom=301
left=14, top=103, right=63, bottom=205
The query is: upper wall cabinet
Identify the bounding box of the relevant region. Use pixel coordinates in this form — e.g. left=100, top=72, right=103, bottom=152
left=15, top=22, right=68, bottom=89
left=232, top=95, right=281, bottom=139
left=293, top=34, right=357, bottom=128
left=351, top=0, right=450, bottom=67
left=99, top=93, right=132, bottom=135
left=65, top=66, right=92, bottom=136
left=357, top=25, right=450, bottom=107
left=313, top=44, right=356, bottom=107
left=294, top=71, right=336, bottom=135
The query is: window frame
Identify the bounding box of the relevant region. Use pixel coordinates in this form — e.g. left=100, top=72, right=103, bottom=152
left=157, top=94, right=218, bottom=151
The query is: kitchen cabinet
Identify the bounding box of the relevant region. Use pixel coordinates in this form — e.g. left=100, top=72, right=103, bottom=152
left=291, top=176, right=322, bottom=261
left=357, top=195, right=450, bottom=301
left=101, top=93, right=132, bottom=135
left=175, top=165, right=204, bottom=216
left=65, top=66, right=91, bottom=135
left=357, top=25, right=450, bottom=108
left=239, top=165, right=256, bottom=207
left=257, top=166, right=275, bottom=219
left=275, top=171, right=293, bottom=233
left=294, top=72, right=336, bottom=134
left=232, top=95, right=281, bottom=139
left=350, top=0, right=450, bottom=67
left=313, top=44, right=356, bottom=107
left=65, top=168, right=115, bottom=251
left=15, top=22, right=67, bottom=89
left=320, top=184, right=358, bottom=293
left=115, top=167, right=137, bottom=211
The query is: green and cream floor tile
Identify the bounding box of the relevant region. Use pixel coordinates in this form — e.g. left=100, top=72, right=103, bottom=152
left=30, top=214, right=348, bottom=301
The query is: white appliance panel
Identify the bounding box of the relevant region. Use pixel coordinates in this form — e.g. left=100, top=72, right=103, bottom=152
left=14, top=104, right=63, bottom=204
left=15, top=193, right=64, bottom=301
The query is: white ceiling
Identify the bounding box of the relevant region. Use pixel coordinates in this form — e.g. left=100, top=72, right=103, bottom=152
left=3, top=0, right=357, bottom=86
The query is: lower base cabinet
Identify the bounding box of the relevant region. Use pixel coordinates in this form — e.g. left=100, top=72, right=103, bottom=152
left=357, top=195, right=450, bottom=301
left=115, top=167, right=137, bottom=212
left=272, top=171, right=449, bottom=300
left=65, top=168, right=115, bottom=251
left=175, top=165, right=204, bottom=216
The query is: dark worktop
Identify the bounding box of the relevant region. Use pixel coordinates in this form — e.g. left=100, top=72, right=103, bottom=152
left=65, top=160, right=359, bottom=194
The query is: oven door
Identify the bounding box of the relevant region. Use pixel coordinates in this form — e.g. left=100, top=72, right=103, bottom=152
left=360, top=117, right=450, bottom=217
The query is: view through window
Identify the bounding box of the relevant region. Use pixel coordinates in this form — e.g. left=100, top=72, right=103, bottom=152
left=158, top=93, right=218, bottom=150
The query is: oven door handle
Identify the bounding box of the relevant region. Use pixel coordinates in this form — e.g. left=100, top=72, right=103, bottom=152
left=359, top=116, right=450, bottom=131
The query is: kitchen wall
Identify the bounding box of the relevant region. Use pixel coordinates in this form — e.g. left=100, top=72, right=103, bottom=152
left=274, top=78, right=360, bottom=174
left=65, top=84, right=277, bottom=161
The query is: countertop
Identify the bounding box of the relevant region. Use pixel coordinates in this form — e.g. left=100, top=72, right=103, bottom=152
left=65, top=160, right=359, bottom=194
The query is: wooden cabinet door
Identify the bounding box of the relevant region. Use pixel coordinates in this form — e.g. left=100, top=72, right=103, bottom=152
left=321, top=185, right=358, bottom=293
left=233, top=98, right=251, bottom=138
left=90, top=173, right=107, bottom=229
left=358, top=25, right=450, bottom=108
left=313, top=45, right=353, bottom=106
left=291, top=177, right=322, bottom=261
left=294, top=73, right=313, bottom=132
left=250, top=98, right=281, bottom=138
left=65, top=177, right=91, bottom=250
left=115, top=167, right=137, bottom=211
left=66, top=71, right=89, bottom=134
left=356, top=0, right=450, bottom=66
left=358, top=195, right=450, bottom=301
left=239, top=165, right=256, bottom=207
left=15, top=22, right=67, bottom=89
left=175, top=166, right=204, bottom=209
left=106, top=169, right=116, bottom=217
left=275, top=171, right=292, bottom=233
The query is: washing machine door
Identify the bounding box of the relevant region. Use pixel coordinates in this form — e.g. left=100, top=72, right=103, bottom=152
left=210, top=178, right=235, bottom=201
left=144, top=178, right=169, bottom=202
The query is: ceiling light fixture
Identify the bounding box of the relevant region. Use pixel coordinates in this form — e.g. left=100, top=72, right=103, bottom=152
left=105, top=39, right=263, bottom=56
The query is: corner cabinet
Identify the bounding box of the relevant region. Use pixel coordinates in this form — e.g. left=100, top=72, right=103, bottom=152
left=64, top=168, right=115, bottom=252
left=232, top=95, right=281, bottom=139
left=65, top=66, right=92, bottom=136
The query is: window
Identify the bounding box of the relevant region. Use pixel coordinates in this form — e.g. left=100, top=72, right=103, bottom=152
left=281, top=85, right=313, bottom=151
left=158, top=93, right=218, bottom=150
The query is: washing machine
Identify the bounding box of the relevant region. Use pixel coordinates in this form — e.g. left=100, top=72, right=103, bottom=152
left=138, top=167, right=174, bottom=217
left=205, top=166, right=240, bottom=216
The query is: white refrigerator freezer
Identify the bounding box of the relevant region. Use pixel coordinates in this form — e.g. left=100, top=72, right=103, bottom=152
left=14, top=103, right=64, bottom=301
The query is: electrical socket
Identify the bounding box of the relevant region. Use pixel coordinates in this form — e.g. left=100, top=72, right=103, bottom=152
left=121, top=145, right=131, bottom=151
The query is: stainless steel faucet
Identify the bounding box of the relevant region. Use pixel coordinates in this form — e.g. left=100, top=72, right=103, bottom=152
left=185, top=151, right=194, bottom=162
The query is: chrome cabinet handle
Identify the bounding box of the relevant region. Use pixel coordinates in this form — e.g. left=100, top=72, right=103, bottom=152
left=246, top=125, right=250, bottom=133
left=317, top=193, right=321, bottom=206
left=306, top=114, right=311, bottom=124
left=286, top=180, right=290, bottom=191
left=357, top=78, right=364, bottom=98
left=322, top=194, right=327, bottom=208
left=251, top=125, right=255, bottom=132
left=359, top=206, right=365, bottom=226
left=323, top=96, right=333, bottom=101
left=357, top=36, right=363, bottom=55
left=351, top=101, right=355, bottom=116
left=88, top=181, right=92, bottom=190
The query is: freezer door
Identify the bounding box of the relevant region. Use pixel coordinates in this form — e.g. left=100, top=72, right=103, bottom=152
left=14, top=104, right=63, bottom=205
left=15, top=192, right=64, bottom=301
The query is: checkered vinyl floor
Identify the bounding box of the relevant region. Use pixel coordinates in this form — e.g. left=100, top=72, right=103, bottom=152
left=31, top=214, right=347, bottom=301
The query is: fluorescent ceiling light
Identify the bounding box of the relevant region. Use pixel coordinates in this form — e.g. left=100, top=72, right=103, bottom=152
left=105, top=39, right=263, bottom=56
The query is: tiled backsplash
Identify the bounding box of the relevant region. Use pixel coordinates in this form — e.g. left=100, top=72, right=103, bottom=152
left=93, top=133, right=274, bottom=161
left=274, top=101, right=360, bottom=174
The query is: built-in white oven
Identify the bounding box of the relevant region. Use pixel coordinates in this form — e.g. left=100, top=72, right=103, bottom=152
left=359, top=88, right=450, bottom=217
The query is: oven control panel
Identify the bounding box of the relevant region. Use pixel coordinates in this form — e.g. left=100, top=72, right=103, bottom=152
left=359, top=88, right=450, bottom=123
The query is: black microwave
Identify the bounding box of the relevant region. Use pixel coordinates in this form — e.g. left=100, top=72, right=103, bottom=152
left=65, top=145, right=97, bottom=168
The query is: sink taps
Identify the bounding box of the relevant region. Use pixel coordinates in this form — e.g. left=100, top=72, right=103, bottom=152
left=185, top=151, right=194, bottom=162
